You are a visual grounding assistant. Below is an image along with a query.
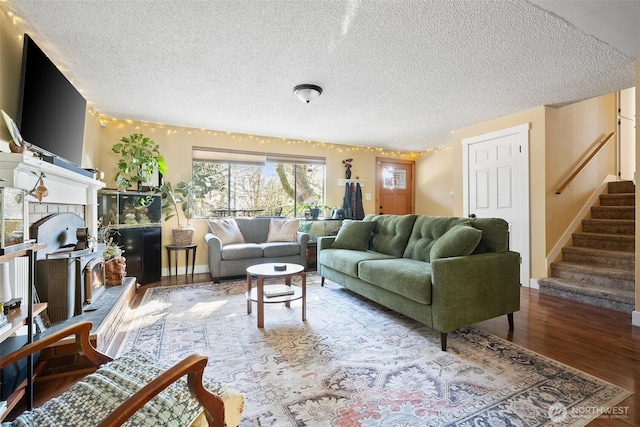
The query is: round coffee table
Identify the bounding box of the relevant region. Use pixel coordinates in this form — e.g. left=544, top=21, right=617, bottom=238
left=246, top=263, right=306, bottom=328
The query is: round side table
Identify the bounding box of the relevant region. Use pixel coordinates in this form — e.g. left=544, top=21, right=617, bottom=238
left=246, top=263, right=306, bottom=328
left=165, top=244, right=197, bottom=278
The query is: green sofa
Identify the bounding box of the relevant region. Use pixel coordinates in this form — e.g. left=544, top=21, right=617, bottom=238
left=317, top=214, right=521, bottom=351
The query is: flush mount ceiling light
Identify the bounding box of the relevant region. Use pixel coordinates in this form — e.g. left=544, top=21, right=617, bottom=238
left=294, top=84, right=323, bottom=103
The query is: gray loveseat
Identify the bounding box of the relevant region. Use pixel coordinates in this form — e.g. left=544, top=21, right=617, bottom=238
left=204, top=217, right=310, bottom=282
left=318, top=214, right=521, bottom=350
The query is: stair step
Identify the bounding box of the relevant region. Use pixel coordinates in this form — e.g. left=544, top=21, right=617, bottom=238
left=581, top=219, right=635, bottom=235
left=590, top=206, right=635, bottom=220
left=599, top=193, right=635, bottom=206
left=607, top=180, right=636, bottom=194
left=561, top=246, right=635, bottom=270
left=572, top=232, right=634, bottom=252
left=539, top=277, right=634, bottom=313
left=550, top=261, right=634, bottom=291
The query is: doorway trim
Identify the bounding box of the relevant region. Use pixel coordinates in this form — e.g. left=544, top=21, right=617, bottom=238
left=462, top=123, right=531, bottom=287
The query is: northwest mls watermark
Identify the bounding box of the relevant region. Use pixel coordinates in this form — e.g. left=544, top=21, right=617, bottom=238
left=549, top=402, right=630, bottom=423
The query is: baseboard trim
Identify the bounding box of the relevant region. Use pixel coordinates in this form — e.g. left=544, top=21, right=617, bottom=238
left=632, top=311, right=640, bottom=327
left=529, top=278, right=540, bottom=289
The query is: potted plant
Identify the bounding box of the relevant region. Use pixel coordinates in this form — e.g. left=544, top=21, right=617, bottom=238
left=297, top=197, right=331, bottom=220
left=112, top=133, right=167, bottom=191
left=159, top=180, right=201, bottom=245
left=103, top=237, right=126, bottom=286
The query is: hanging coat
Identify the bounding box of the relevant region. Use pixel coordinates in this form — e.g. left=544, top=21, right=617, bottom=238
left=354, top=183, right=365, bottom=220
left=342, top=183, right=353, bottom=219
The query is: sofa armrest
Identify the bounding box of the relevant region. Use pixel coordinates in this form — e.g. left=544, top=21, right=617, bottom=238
left=0, top=321, right=111, bottom=370
left=204, top=233, right=223, bottom=279
left=296, top=232, right=310, bottom=268
left=317, top=235, right=336, bottom=251
left=430, top=251, right=521, bottom=333
left=97, top=354, right=225, bottom=427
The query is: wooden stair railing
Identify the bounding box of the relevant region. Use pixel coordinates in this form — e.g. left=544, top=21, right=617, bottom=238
left=556, top=132, right=616, bottom=194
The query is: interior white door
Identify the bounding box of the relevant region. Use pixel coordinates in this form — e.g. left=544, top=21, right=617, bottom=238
left=463, top=123, right=530, bottom=287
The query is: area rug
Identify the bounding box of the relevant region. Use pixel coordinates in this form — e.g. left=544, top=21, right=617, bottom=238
left=118, top=276, right=631, bottom=426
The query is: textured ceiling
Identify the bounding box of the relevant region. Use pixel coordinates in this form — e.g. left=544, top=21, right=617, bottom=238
left=3, top=0, right=638, bottom=151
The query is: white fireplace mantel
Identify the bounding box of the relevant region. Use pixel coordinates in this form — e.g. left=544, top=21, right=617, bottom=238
left=0, top=152, right=106, bottom=234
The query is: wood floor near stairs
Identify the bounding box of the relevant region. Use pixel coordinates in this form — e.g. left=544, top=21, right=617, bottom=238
left=25, top=274, right=640, bottom=425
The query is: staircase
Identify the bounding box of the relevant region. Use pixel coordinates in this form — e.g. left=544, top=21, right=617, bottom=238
left=539, top=180, right=635, bottom=313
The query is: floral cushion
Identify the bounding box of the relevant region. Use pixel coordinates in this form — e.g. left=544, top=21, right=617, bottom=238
left=5, top=350, right=244, bottom=427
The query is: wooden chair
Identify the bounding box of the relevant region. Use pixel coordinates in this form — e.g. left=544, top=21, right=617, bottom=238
left=0, top=321, right=243, bottom=426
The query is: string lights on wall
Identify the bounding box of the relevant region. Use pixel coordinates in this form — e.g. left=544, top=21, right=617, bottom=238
left=98, top=116, right=452, bottom=159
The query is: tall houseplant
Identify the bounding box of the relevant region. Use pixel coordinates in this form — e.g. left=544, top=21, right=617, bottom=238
left=159, top=181, right=201, bottom=245
left=112, top=133, right=167, bottom=191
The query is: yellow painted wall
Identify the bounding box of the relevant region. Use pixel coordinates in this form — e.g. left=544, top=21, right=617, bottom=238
left=415, top=146, right=455, bottom=216
left=97, top=119, right=415, bottom=271
left=544, top=94, right=617, bottom=256
left=0, top=8, right=24, bottom=149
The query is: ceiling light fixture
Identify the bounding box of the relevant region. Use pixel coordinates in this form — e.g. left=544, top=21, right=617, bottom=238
left=294, top=84, right=323, bottom=103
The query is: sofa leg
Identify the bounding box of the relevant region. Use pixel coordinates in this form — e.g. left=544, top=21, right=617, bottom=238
left=508, top=313, right=514, bottom=330
left=440, top=332, right=447, bottom=351
left=321, top=277, right=325, bottom=287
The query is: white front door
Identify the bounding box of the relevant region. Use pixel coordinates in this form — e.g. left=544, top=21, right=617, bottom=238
left=462, top=123, right=530, bottom=287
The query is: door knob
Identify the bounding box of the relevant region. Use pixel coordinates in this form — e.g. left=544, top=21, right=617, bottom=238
left=469, top=214, right=476, bottom=218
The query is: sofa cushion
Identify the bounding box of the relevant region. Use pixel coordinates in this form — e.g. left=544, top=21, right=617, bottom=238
left=470, top=217, right=510, bottom=253
left=331, top=220, right=375, bottom=251
left=366, top=214, right=417, bottom=257
left=207, top=218, right=245, bottom=245
left=221, top=243, right=263, bottom=260
left=234, top=217, right=271, bottom=244
left=358, top=258, right=433, bottom=305
left=430, top=224, right=482, bottom=260
left=267, top=218, right=300, bottom=242
left=403, top=216, right=470, bottom=262
left=319, top=249, right=395, bottom=278
left=261, top=242, right=301, bottom=258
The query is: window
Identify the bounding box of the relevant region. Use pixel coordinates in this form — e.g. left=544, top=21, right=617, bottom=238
left=192, top=148, right=326, bottom=218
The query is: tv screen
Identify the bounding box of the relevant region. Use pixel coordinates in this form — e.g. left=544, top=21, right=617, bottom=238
left=17, top=34, right=86, bottom=167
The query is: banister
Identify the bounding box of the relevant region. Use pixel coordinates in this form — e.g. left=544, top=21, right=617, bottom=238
left=555, top=132, right=616, bottom=195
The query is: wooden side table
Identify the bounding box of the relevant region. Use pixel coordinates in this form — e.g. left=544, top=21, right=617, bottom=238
left=165, top=244, right=197, bottom=278
left=246, top=263, right=306, bottom=328
left=306, top=241, right=318, bottom=271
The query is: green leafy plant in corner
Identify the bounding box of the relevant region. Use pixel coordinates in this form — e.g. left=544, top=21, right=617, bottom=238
left=112, top=133, right=167, bottom=191
left=159, top=180, right=202, bottom=228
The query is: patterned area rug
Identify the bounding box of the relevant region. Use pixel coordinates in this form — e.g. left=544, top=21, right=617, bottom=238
left=119, top=276, right=631, bottom=426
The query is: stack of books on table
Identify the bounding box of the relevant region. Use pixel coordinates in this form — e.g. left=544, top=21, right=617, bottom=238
left=264, top=285, right=295, bottom=298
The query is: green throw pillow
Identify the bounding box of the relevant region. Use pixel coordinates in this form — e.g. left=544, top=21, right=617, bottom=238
left=331, top=220, right=375, bottom=251
left=430, top=224, right=482, bottom=260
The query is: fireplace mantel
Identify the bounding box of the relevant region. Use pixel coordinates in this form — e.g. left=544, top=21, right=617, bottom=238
left=0, top=152, right=106, bottom=234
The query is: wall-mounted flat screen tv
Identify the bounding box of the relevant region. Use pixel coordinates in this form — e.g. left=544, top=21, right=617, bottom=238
left=17, top=34, right=86, bottom=167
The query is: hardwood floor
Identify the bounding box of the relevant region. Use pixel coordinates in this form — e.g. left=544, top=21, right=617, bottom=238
left=23, top=275, right=640, bottom=425
left=473, top=287, right=639, bottom=426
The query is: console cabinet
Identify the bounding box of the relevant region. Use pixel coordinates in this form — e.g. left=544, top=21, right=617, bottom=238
left=98, top=191, right=162, bottom=285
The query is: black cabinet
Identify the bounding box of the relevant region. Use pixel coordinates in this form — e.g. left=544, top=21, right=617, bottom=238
left=98, top=190, right=162, bottom=285
left=112, top=226, right=161, bottom=285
